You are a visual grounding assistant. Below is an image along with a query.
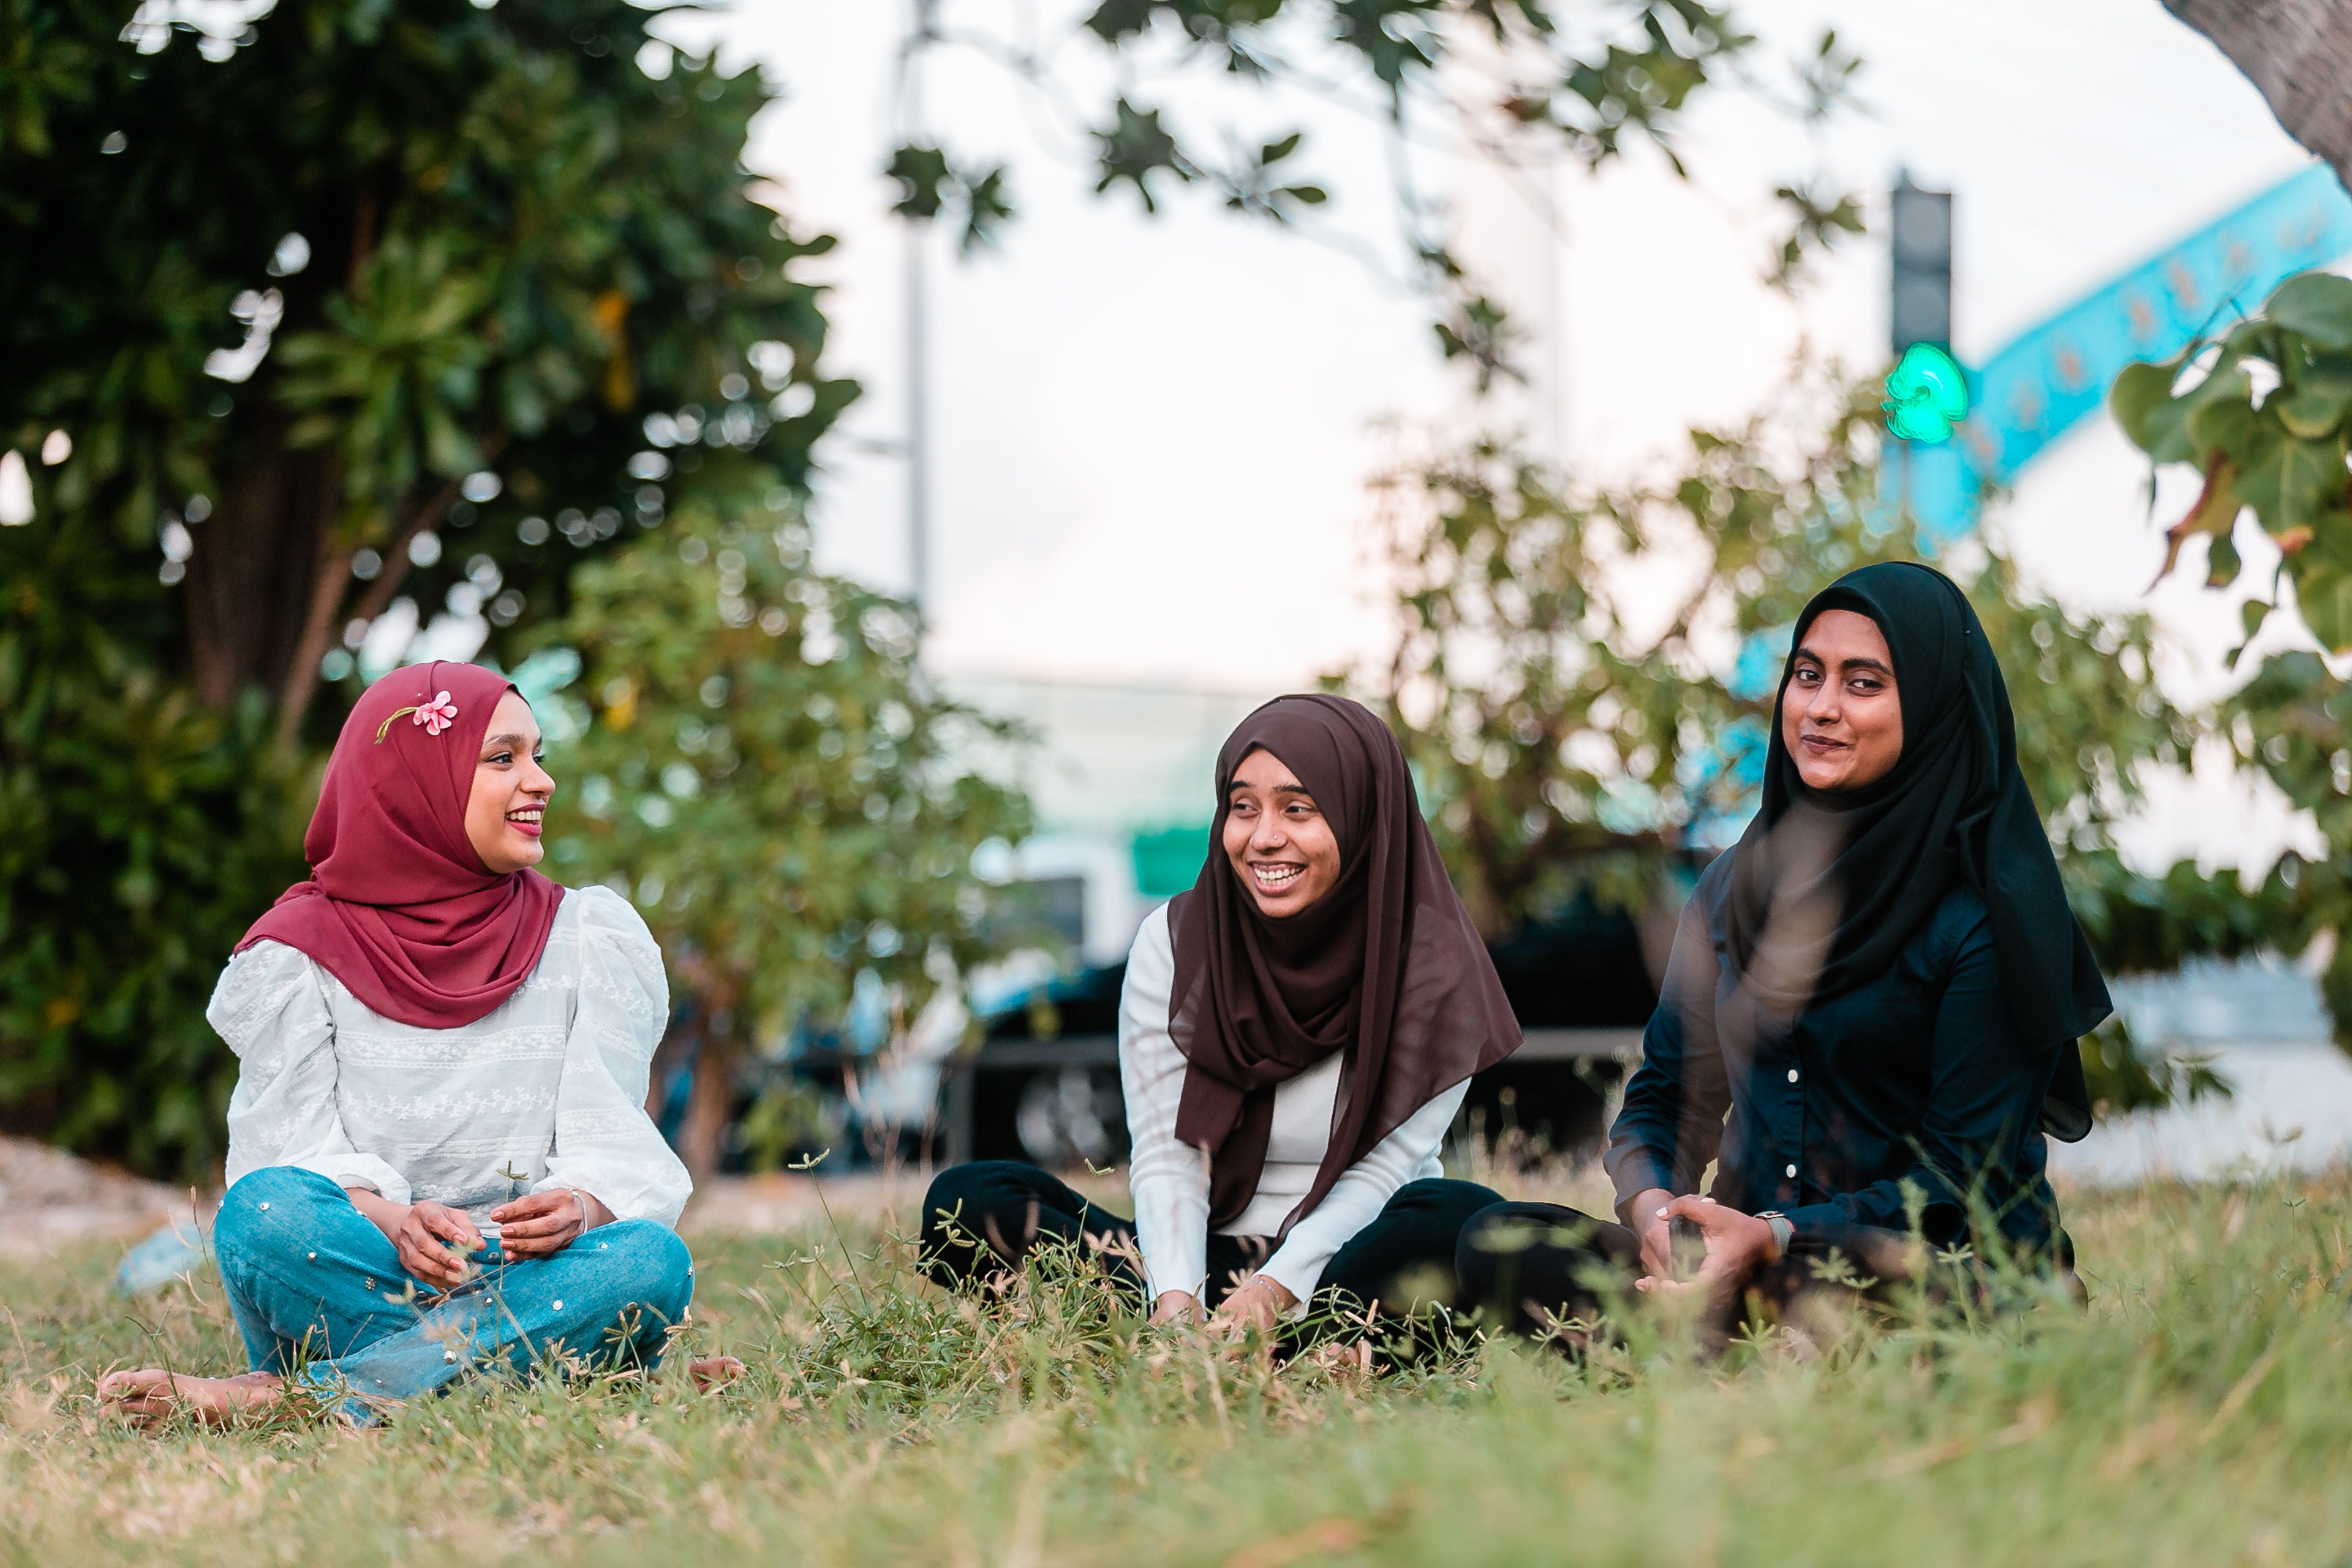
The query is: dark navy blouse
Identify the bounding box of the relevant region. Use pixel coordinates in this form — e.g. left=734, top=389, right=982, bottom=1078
left=1604, top=854, right=2068, bottom=1258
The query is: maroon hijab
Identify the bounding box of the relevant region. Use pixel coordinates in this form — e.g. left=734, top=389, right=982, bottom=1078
left=237, top=660, right=565, bottom=1028
left=1168, top=695, right=1520, bottom=1234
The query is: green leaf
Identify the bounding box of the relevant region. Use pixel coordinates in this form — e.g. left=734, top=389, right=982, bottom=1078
left=2234, top=418, right=2348, bottom=539
left=2115, top=357, right=2250, bottom=467
left=2242, top=598, right=2273, bottom=641
left=2111, top=359, right=2179, bottom=453
left=1092, top=99, right=1191, bottom=213
left=2275, top=388, right=2346, bottom=440
left=2188, top=394, right=2257, bottom=463
left=2207, top=529, right=2242, bottom=589
left=2266, top=271, right=2352, bottom=351
left=2289, top=548, right=2352, bottom=652
left=885, top=144, right=952, bottom=222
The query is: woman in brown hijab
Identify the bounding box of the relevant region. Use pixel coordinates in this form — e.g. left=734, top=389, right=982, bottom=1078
left=922, top=695, right=1522, bottom=1333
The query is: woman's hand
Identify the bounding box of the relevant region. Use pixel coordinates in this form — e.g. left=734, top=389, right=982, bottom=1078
left=1150, top=1290, right=1202, bottom=1325
left=1214, top=1273, right=1298, bottom=1334
left=345, top=1189, right=481, bottom=1291
left=491, top=1188, right=612, bottom=1260
left=1634, top=1195, right=1779, bottom=1304
left=1627, top=1187, right=1677, bottom=1279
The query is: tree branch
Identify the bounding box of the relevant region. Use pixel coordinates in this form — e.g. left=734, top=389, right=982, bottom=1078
left=269, top=472, right=468, bottom=752
left=2163, top=0, right=2352, bottom=186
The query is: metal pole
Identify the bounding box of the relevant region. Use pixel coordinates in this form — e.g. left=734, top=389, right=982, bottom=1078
left=1545, top=157, right=1567, bottom=466
left=906, top=220, right=929, bottom=612
left=903, top=0, right=934, bottom=614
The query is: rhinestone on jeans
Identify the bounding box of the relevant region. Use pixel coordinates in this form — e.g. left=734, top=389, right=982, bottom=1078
left=257, top=1202, right=269, bottom=1210
left=307, top=1252, right=317, bottom=1261
left=552, top=1300, right=564, bottom=1310
left=444, top=1351, right=458, bottom=1363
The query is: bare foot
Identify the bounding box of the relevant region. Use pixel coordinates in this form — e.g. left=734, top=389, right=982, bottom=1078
left=688, top=1355, right=745, bottom=1394
left=97, top=1368, right=282, bottom=1429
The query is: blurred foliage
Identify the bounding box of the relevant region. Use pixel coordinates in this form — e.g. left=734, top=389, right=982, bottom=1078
left=0, top=511, right=309, bottom=1180
left=1350, top=367, right=2195, bottom=935
left=0, top=0, right=871, bottom=1175
left=2113, top=270, right=2352, bottom=1049
left=541, top=481, right=1031, bottom=1177
left=1, top=0, right=848, bottom=730
left=898, top=1, right=1864, bottom=384
left=2079, top=1019, right=2231, bottom=1121
left=2113, top=273, right=2352, bottom=654
left=2211, top=652, right=2352, bottom=1050
left=1344, top=366, right=2267, bottom=1110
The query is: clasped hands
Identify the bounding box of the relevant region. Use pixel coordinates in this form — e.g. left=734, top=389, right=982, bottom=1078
left=1149, top=1272, right=1297, bottom=1335
left=1626, top=1187, right=1781, bottom=1305
left=344, top=1185, right=612, bottom=1291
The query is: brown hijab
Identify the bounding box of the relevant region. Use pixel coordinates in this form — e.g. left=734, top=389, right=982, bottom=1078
left=1167, top=695, right=1521, bottom=1235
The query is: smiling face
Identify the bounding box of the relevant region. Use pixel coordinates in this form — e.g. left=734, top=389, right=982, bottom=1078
left=1221, top=747, right=1344, bottom=917
left=1781, top=608, right=1904, bottom=793
left=464, top=691, right=554, bottom=874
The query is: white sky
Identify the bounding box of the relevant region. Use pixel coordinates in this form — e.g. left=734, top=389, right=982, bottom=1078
left=672, top=0, right=2333, bottom=870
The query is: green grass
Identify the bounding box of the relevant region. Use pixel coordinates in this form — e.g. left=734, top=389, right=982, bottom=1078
left=2, top=1172, right=2349, bottom=1567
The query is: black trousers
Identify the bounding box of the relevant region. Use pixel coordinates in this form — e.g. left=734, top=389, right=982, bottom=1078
left=919, top=1160, right=1504, bottom=1325
left=1452, top=1200, right=1648, bottom=1336
left=1453, top=1199, right=2065, bottom=1339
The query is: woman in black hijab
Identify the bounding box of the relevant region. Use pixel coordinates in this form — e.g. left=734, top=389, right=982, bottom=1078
left=922, top=695, right=1521, bottom=1335
left=1458, top=561, right=2110, bottom=1333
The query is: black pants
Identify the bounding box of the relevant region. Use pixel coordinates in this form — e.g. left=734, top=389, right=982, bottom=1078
left=919, top=1160, right=1504, bottom=1327
left=1452, top=1201, right=1647, bottom=1336
left=1454, top=1199, right=2049, bottom=1340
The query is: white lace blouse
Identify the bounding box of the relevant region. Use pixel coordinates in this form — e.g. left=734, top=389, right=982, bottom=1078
left=210, top=886, right=692, bottom=1228
left=1119, top=905, right=1469, bottom=1306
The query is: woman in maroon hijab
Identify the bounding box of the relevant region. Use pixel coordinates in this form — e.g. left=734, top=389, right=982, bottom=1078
left=100, top=663, right=729, bottom=1426
left=922, top=695, right=1521, bottom=1340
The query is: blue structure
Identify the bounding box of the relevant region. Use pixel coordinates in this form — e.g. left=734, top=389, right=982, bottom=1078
left=1901, top=164, right=2352, bottom=541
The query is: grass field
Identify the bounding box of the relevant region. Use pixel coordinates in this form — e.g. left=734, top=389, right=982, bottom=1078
left=2, top=1166, right=2348, bottom=1567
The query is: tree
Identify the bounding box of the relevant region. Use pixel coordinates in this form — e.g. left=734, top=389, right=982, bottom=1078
left=0, top=0, right=855, bottom=1175
left=1344, top=364, right=2249, bottom=1108
left=891, top=1, right=1865, bottom=381
left=2161, top=1, right=2352, bottom=192
left=2, top=0, right=848, bottom=741
left=542, top=469, right=1031, bottom=1180
left=2111, top=270, right=2352, bottom=1047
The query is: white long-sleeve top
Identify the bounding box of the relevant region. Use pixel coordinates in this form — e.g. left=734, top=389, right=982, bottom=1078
left=1118, top=905, right=1469, bottom=1306
left=211, top=885, right=692, bottom=1228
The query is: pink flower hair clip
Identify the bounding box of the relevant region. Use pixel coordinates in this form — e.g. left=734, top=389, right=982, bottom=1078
left=374, top=690, right=461, bottom=743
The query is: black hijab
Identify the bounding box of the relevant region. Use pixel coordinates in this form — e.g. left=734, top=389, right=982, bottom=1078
left=1720, top=562, right=2109, bottom=1140
left=1167, top=695, right=1521, bottom=1232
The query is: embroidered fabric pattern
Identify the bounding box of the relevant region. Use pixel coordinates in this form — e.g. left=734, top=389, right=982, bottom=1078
left=211, top=887, right=690, bottom=1227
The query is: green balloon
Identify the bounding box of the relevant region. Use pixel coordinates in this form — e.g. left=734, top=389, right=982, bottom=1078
left=1883, top=342, right=1970, bottom=442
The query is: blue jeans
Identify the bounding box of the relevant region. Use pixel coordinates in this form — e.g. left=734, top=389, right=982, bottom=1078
left=213, top=1167, right=695, bottom=1420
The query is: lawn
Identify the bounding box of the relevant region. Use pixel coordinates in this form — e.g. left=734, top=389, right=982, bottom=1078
left=1, top=1167, right=2347, bottom=1567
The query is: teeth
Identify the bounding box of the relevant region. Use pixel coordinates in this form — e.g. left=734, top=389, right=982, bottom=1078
left=1252, top=864, right=1302, bottom=888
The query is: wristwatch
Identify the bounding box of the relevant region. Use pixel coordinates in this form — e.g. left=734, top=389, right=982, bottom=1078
left=1758, top=1211, right=1795, bottom=1260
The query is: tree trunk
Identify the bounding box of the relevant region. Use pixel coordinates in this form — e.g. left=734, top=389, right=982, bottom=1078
left=678, top=1012, right=741, bottom=1185
left=183, top=399, right=344, bottom=713
left=2163, top=0, right=2352, bottom=186
left=271, top=471, right=471, bottom=749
